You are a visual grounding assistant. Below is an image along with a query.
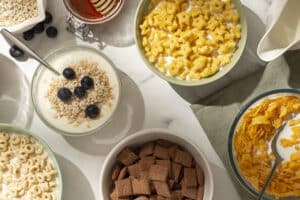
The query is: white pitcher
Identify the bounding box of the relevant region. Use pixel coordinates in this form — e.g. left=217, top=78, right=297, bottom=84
left=257, top=0, right=300, bottom=62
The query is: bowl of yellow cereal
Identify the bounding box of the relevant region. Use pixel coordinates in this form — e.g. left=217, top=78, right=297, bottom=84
left=0, top=123, right=62, bottom=200
left=135, top=0, right=247, bottom=86
left=228, top=89, right=300, bottom=200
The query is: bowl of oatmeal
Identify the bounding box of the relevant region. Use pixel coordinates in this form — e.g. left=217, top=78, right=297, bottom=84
left=0, top=123, right=62, bottom=199
left=31, top=45, right=121, bottom=136
left=228, top=89, right=300, bottom=199
left=135, top=0, right=247, bottom=86
left=0, top=0, right=46, bottom=33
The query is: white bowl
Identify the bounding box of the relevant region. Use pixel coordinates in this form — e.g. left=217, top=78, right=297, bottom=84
left=99, top=128, right=214, bottom=200
left=0, top=0, right=46, bottom=33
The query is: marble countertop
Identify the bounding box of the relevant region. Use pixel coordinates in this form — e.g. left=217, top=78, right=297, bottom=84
left=0, top=0, right=272, bottom=199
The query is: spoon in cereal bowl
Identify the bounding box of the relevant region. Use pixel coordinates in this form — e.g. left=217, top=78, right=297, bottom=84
left=0, top=28, right=60, bottom=75
left=257, top=122, right=287, bottom=200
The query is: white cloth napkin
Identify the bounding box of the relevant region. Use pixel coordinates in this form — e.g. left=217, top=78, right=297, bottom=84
left=257, top=0, right=300, bottom=62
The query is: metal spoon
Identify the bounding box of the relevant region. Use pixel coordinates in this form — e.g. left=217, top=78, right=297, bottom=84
left=0, top=28, right=60, bottom=76
left=257, top=122, right=286, bottom=200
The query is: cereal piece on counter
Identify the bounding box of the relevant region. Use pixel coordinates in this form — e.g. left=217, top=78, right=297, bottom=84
left=112, top=165, right=121, bottom=181
left=183, top=168, right=197, bottom=187
left=195, top=164, right=204, bottom=186
left=138, top=156, right=156, bottom=171
left=168, top=145, right=178, bottom=160
left=182, top=186, right=197, bottom=200
left=149, top=165, right=169, bottom=181
left=139, top=142, right=155, bottom=157
left=115, top=178, right=133, bottom=197
left=118, top=167, right=128, bottom=180
left=153, top=145, right=170, bottom=160
left=197, top=186, right=204, bottom=200
left=134, top=196, right=149, bottom=200
left=171, top=162, right=182, bottom=183
left=153, top=181, right=171, bottom=198
left=117, top=148, right=139, bottom=166
left=128, top=164, right=140, bottom=178
left=174, top=149, right=193, bottom=167
left=132, top=178, right=151, bottom=195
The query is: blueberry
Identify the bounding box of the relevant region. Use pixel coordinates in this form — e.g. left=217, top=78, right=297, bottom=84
left=74, top=86, right=86, bottom=98
left=46, top=26, right=58, bottom=38
left=33, top=22, right=44, bottom=34
left=9, top=45, right=24, bottom=58
left=85, top=104, right=100, bottom=118
left=81, top=76, right=94, bottom=90
left=23, top=29, right=34, bottom=41
left=57, top=88, right=72, bottom=101
left=44, top=11, right=53, bottom=24
left=63, top=68, right=76, bottom=79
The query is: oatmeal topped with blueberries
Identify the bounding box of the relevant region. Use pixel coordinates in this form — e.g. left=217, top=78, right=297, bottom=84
left=46, top=59, right=114, bottom=126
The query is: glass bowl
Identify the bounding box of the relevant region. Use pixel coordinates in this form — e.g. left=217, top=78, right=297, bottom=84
left=228, top=89, right=300, bottom=200
left=31, top=45, right=121, bottom=136
left=0, top=123, right=63, bottom=199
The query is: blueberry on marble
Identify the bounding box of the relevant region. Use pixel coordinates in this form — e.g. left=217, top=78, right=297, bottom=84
left=46, top=26, right=58, bottom=38
left=81, top=76, right=94, bottom=90
left=9, top=45, right=24, bottom=58
left=23, top=29, right=34, bottom=41
left=57, top=88, right=72, bottom=101
left=63, top=68, right=76, bottom=79
left=33, top=22, right=44, bottom=34
left=74, top=86, right=86, bottom=98
left=85, top=104, right=100, bottom=118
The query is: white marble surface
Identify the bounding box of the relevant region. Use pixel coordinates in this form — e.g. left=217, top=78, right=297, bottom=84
left=0, top=0, right=272, bottom=199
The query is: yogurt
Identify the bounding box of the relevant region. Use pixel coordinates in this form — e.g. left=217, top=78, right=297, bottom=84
left=33, top=47, right=120, bottom=135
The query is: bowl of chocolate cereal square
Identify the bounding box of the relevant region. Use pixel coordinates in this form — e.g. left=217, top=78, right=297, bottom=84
left=99, top=128, right=214, bottom=200
left=0, top=123, right=62, bottom=199
left=0, top=0, right=47, bottom=33
left=31, top=45, right=121, bottom=136
left=135, top=0, right=247, bottom=86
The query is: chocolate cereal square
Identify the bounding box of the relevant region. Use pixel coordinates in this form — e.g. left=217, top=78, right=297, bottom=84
left=171, top=162, right=182, bottom=183
left=174, top=149, right=193, bottom=167
left=132, top=178, right=151, bottom=195
left=118, top=167, right=128, bottom=180
left=117, top=148, right=139, bottom=166
left=112, top=164, right=121, bottom=181
left=139, top=142, right=155, bottom=157
left=115, top=178, right=133, bottom=197
left=195, top=164, right=204, bottom=186
left=128, top=164, right=140, bottom=179
left=149, top=164, right=169, bottom=181
left=197, top=186, right=204, bottom=200
left=183, top=168, right=197, bottom=187
left=153, top=145, right=170, bottom=160
left=182, top=186, right=197, bottom=200
left=153, top=181, right=171, bottom=198
left=138, top=156, right=156, bottom=171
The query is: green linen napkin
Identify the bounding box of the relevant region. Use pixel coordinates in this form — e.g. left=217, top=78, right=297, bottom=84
left=191, top=50, right=300, bottom=199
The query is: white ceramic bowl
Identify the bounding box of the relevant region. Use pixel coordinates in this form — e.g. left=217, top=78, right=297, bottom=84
left=0, top=0, right=46, bottom=33
left=99, top=128, right=214, bottom=200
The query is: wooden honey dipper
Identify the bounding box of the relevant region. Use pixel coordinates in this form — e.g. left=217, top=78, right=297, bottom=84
left=89, top=0, right=119, bottom=16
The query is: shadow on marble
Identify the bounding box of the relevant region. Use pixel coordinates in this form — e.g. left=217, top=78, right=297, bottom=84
left=91, top=0, right=139, bottom=47
left=55, top=154, right=95, bottom=200
left=0, top=54, right=33, bottom=128
left=170, top=6, right=266, bottom=104
left=285, top=49, right=300, bottom=88
left=63, top=71, right=145, bottom=155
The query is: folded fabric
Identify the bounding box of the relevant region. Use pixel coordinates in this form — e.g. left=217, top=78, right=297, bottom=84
left=191, top=50, right=300, bottom=199
left=257, top=0, right=300, bottom=62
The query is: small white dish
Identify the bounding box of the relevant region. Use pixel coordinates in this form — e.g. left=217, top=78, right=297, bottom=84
left=0, top=0, right=47, bottom=33
left=99, top=128, right=214, bottom=200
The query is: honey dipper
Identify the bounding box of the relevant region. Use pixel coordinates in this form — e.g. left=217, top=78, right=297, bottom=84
left=90, top=0, right=118, bottom=16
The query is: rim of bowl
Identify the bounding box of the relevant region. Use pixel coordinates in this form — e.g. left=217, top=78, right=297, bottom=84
left=31, top=45, right=122, bottom=137
left=134, top=0, right=248, bottom=87
left=63, top=0, right=125, bottom=24
left=228, top=88, right=300, bottom=200
left=99, top=128, right=214, bottom=200
left=0, top=123, right=63, bottom=200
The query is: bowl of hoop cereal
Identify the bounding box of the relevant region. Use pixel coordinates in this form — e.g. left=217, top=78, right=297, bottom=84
left=135, top=0, right=247, bottom=86
left=0, top=123, right=62, bottom=199
left=99, top=128, right=214, bottom=200
left=228, top=89, right=300, bottom=200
